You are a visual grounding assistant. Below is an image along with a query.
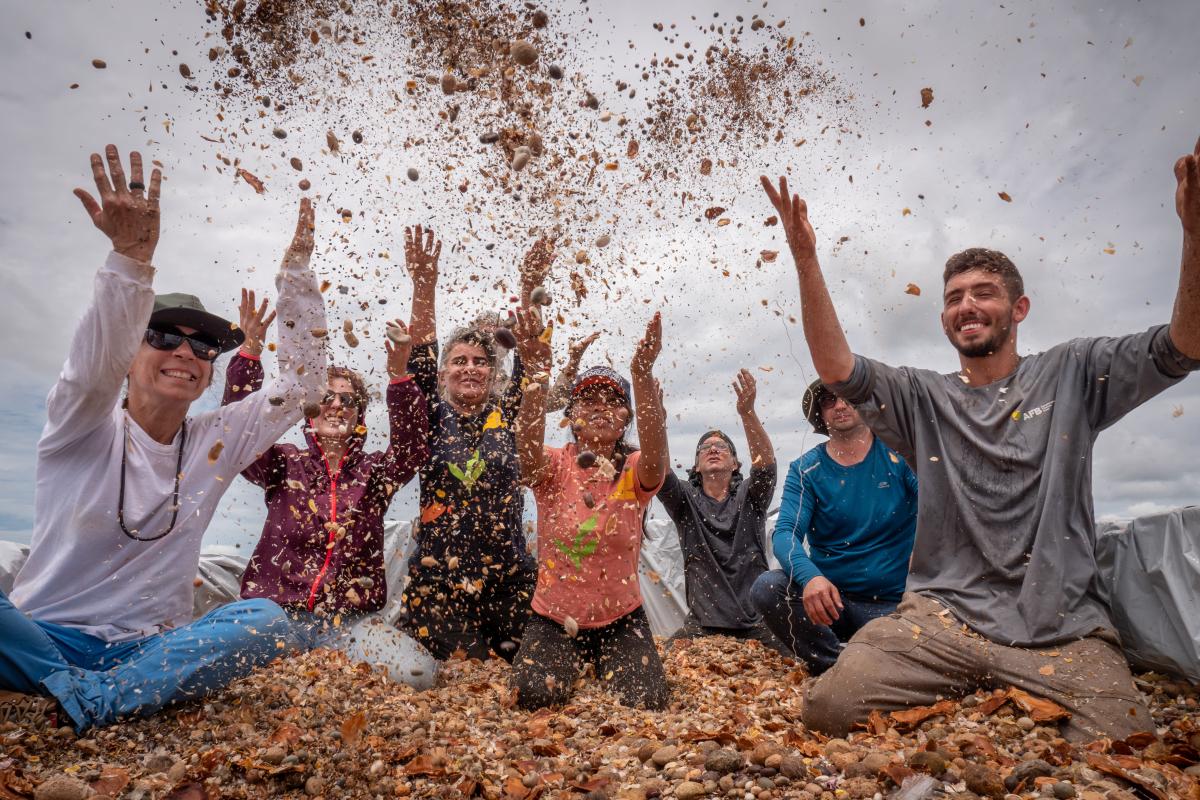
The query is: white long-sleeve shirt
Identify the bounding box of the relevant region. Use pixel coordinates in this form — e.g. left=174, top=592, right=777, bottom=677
left=11, top=248, right=326, bottom=641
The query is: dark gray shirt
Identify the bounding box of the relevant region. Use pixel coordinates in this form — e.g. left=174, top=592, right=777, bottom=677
left=834, top=325, right=1199, bottom=647
left=657, top=463, right=777, bottom=629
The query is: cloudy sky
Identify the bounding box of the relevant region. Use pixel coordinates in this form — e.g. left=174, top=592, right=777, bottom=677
left=1, top=0, right=1197, bottom=553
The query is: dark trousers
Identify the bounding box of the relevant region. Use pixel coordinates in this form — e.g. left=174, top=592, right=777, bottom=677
left=665, top=613, right=791, bottom=656
left=399, top=565, right=535, bottom=662
left=749, top=569, right=897, bottom=675
left=510, top=608, right=669, bottom=711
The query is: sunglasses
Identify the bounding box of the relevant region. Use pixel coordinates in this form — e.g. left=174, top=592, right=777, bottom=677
left=697, top=441, right=732, bottom=454
left=321, top=390, right=361, bottom=409
left=818, top=394, right=842, bottom=410
left=144, top=327, right=221, bottom=362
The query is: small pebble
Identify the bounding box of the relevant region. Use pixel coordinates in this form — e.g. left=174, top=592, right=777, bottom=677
left=576, top=450, right=597, bottom=469
left=407, top=167, right=420, bottom=181
left=298, top=179, right=311, bottom=190
left=510, top=40, right=539, bottom=66
left=33, top=775, right=91, bottom=800
left=493, top=327, right=517, bottom=350
left=530, top=286, right=551, bottom=306
left=351, top=129, right=363, bottom=144
left=547, top=64, right=564, bottom=79
left=272, top=127, right=287, bottom=139
left=92, top=58, right=107, bottom=69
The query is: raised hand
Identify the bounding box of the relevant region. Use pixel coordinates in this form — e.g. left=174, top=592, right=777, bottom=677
left=404, top=225, right=441, bottom=285
left=73, top=144, right=162, bottom=263
left=237, top=289, right=276, bottom=356
left=520, top=236, right=557, bottom=292
left=283, top=197, right=315, bottom=266
left=733, top=369, right=757, bottom=416
left=384, top=319, right=414, bottom=380
left=567, top=331, right=600, bottom=366
left=760, top=175, right=817, bottom=266
left=631, top=312, right=662, bottom=378
left=513, top=307, right=552, bottom=373
left=1176, top=136, right=1200, bottom=236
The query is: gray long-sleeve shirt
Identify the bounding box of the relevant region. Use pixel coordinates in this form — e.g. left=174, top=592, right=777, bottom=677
left=833, top=325, right=1199, bottom=647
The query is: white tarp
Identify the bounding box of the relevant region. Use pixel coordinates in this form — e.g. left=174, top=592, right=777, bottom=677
left=41, top=517, right=691, bottom=638
left=1094, top=505, right=1200, bottom=681
left=15, top=505, right=1195, bottom=678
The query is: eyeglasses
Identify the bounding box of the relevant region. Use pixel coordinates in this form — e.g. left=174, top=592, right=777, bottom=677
left=321, top=390, right=360, bottom=409
left=144, top=327, right=220, bottom=362
left=698, top=441, right=732, bottom=454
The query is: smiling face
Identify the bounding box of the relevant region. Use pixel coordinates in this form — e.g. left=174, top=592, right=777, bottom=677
left=569, top=383, right=631, bottom=447
left=441, top=341, right=494, bottom=412
left=940, top=269, right=1030, bottom=359
left=127, top=325, right=213, bottom=407
left=695, top=435, right=737, bottom=476
left=311, top=376, right=360, bottom=441
left=820, top=394, right=865, bottom=435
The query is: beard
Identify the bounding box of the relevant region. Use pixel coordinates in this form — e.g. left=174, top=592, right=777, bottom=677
left=952, top=313, right=1013, bottom=358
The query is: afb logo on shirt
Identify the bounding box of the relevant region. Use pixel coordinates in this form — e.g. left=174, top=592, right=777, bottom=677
left=1011, top=400, right=1055, bottom=422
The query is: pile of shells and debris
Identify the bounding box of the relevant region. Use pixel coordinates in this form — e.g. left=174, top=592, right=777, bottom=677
left=3, top=636, right=1198, bottom=800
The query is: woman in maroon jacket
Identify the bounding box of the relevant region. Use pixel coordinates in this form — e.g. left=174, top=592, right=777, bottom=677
left=223, top=291, right=436, bottom=686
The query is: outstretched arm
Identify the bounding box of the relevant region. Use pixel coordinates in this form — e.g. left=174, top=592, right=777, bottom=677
left=761, top=175, right=854, bottom=385
left=546, top=331, right=599, bottom=412
left=405, top=225, right=441, bottom=346
left=631, top=312, right=669, bottom=491
left=1170, top=136, right=1200, bottom=359
left=42, top=145, right=163, bottom=454
left=519, top=236, right=556, bottom=309
left=377, top=319, right=430, bottom=486
left=222, top=289, right=274, bottom=405
left=512, top=309, right=553, bottom=486
left=733, top=369, right=774, bottom=468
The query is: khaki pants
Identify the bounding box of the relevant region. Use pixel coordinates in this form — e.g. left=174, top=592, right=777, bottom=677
left=803, top=593, right=1152, bottom=743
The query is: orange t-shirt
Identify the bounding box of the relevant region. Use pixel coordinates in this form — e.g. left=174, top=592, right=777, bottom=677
left=530, top=443, right=663, bottom=629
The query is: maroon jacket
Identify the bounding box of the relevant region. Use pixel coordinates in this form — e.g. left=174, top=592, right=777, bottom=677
left=223, top=354, right=429, bottom=613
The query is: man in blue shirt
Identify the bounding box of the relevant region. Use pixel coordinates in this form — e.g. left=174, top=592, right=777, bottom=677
left=749, top=380, right=917, bottom=675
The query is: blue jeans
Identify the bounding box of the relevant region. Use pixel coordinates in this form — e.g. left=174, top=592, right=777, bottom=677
left=0, top=588, right=298, bottom=732
left=749, top=570, right=897, bottom=675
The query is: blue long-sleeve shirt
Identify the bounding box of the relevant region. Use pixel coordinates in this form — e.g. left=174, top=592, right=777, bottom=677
left=773, top=436, right=918, bottom=601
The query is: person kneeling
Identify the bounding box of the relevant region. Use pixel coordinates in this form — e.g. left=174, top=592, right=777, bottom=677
left=509, top=311, right=670, bottom=710
left=750, top=380, right=917, bottom=675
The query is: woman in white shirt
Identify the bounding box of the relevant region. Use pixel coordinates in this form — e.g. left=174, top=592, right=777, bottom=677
left=0, top=144, right=327, bottom=732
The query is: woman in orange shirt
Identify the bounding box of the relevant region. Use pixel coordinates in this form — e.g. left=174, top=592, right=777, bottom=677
left=510, top=309, right=671, bottom=710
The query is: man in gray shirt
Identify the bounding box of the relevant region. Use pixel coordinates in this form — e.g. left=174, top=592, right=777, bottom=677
left=758, top=135, right=1200, bottom=742
left=657, top=370, right=782, bottom=652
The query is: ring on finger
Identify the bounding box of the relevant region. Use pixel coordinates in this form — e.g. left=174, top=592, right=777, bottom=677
left=128, top=181, right=146, bottom=191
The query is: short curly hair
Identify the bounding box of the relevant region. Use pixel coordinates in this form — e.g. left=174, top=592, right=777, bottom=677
left=943, top=248, right=1024, bottom=302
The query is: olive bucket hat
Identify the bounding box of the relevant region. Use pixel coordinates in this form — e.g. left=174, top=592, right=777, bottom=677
left=149, top=293, right=244, bottom=354
left=802, top=379, right=838, bottom=436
